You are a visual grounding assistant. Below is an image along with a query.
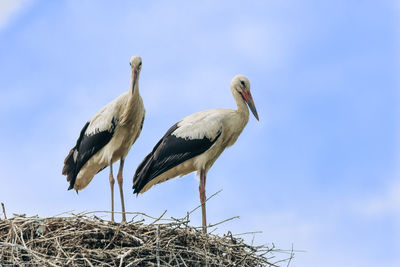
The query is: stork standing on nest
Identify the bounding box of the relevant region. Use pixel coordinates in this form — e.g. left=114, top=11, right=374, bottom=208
left=133, top=75, right=258, bottom=232
left=63, top=56, right=145, bottom=222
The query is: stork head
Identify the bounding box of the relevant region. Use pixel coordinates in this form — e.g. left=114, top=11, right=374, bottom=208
left=231, top=75, right=259, bottom=120
left=129, top=56, right=142, bottom=91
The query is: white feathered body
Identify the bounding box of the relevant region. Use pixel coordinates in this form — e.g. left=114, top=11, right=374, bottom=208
left=140, top=107, right=249, bottom=193
left=133, top=75, right=255, bottom=194
left=74, top=92, right=145, bottom=190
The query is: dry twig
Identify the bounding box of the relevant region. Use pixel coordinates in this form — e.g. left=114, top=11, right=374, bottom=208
left=1, top=202, right=6, bottom=219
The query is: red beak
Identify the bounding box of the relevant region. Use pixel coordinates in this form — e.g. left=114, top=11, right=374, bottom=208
left=241, top=90, right=259, bottom=121
left=131, top=69, right=138, bottom=93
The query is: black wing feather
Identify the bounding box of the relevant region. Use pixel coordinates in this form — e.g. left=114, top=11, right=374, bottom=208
left=62, top=118, right=117, bottom=190
left=62, top=121, right=89, bottom=179
left=133, top=122, right=221, bottom=194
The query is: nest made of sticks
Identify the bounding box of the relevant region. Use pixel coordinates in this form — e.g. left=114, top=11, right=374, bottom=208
left=0, top=210, right=293, bottom=266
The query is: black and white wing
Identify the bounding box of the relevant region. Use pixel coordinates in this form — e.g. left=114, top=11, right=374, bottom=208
left=133, top=110, right=223, bottom=194
left=62, top=104, right=119, bottom=190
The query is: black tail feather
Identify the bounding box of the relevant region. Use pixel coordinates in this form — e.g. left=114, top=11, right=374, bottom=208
left=62, top=149, right=74, bottom=176
left=132, top=152, right=155, bottom=194
left=62, top=121, right=90, bottom=191
left=63, top=148, right=77, bottom=190
left=132, top=124, right=179, bottom=194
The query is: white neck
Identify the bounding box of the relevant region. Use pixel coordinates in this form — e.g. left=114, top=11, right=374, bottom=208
left=130, top=70, right=139, bottom=97
left=231, top=87, right=249, bottom=122
left=120, top=71, right=140, bottom=125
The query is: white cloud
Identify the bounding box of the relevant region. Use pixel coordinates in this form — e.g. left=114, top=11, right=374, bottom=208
left=358, top=179, right=400, bottom=220
left=0, top=0, right=32, bottom=31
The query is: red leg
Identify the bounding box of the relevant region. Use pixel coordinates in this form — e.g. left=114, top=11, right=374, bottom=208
left=117, top=158, right=126, bottom=222
left=199, top=169, right=207, bottom=233
left=109, top=160, right=115, bottom=222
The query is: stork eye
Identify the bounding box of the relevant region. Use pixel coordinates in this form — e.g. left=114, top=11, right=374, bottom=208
left=240, top=80, right=245, bottom=87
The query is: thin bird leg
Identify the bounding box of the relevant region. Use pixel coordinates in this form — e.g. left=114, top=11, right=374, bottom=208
left=109, top=159, right=115, bottom=222
left=199, top=168, right=207, bottom=233
left=117, top=158, right=126, bottom=222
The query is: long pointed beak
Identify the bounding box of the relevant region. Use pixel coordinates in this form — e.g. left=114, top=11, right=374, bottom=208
left=242, top=90, right=259, bottom=121
left=131, top=68, right=138, bottom=92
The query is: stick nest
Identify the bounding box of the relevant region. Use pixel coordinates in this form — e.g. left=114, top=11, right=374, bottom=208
left=0, top=212, right=292, bottom=266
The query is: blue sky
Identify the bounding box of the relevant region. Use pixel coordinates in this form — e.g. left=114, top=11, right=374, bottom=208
left=0, top=1, right=399, bottom=266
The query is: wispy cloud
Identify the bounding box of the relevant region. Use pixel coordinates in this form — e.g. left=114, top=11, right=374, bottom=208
left=360, top=179, right=400, bottom=220
left=0, top=0, right=32, bottom=31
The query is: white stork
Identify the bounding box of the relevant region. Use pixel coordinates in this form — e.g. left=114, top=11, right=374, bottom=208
left=133, top=75, right=258, bottom=232
left=62, top=56, right=145, bottom=222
